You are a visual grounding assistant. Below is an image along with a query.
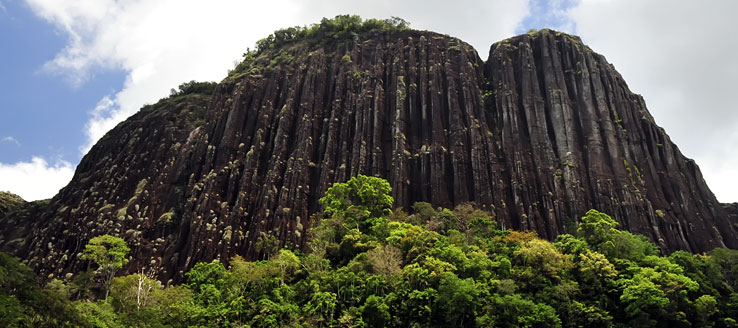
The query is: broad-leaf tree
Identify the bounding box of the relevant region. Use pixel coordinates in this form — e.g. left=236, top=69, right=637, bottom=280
left=81, top=234, right=130, bottom=300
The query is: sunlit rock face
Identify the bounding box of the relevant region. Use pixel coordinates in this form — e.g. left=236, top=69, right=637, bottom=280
left=2, top=28, right=735, bottom=283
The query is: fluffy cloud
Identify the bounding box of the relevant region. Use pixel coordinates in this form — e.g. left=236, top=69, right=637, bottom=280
left=0, top=157, right=75, bottom=201
left=294, top=0, right=530, bottom=53
left=26, top=0, right=303, bottom=154
left=564, top=0, right=738, bottom=202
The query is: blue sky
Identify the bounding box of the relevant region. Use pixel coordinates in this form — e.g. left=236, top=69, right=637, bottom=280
left=0, top=0, right=125, bottom=164
left=1, top=0, right=737, bottom=203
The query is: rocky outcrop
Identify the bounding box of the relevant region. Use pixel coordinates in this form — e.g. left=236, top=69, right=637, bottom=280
left=722, top=203, right=738, bottom=229
left=1, top=28, right=735, bottom=283
left=0, top=191, right=25, bottom=219
left=0, top=92, right=212, bottom=281
left=484, top=31, right=737, bottom=251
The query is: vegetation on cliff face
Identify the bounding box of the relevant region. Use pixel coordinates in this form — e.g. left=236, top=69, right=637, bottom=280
left=252, top=15, right=409, bottom=54
left=168, top=80, right=218, bottom=98
left=3, top=176, right=738, bottom=327
left=0, top=82, right=216, bottom=282
left=229, top=14, right=411, bottom=81
left=0, top=192, right=25, bottom=218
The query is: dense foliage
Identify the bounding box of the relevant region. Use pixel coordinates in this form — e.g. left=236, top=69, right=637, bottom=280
left=169, top=80, right=218, bottom=97
left=0, top=252, right=88, bottom=327
left=81, top=235, right=131, bottom=300
left=252, top=15, right=409, bottom=55
left=0, top=191, right=25, bottom=217
left=225, top=15, right=410, bottom=85
left=2, top=175, right=738, bottom=327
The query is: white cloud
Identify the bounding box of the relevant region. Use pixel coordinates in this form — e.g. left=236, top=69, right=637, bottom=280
left=26, top=0, right=304, bottom=156
left=294, top=0, right=530, bottom=53
left=0, top=1, right=6, bottom=13
left=80, top=95, right=120, bottom=155
left=563, top=0, right=738, bottom=202
left=1, top=136, right=20, bottom=146
left=520, top=0, right=576, bottom=32
left=0, top=157, right=75, bottom=201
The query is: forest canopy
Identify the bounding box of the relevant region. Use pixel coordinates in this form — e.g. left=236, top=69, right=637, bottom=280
left=2, top=175, right=738, bottom=327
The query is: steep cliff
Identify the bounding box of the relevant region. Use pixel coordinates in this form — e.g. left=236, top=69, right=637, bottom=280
left=484, top=31, right=737, bottom=252
left=1, top=25, right=735, bottom=283
left=0, top=90, right=213, bottom=282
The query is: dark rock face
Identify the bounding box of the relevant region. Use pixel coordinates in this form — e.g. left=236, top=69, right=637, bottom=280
left=0, top=93, right=212, bottom=281
left=484, top=32, right=737, bottom=252
left=1, top=29, right=736, bottom=282
left=722, top=203, right=738, bottom=230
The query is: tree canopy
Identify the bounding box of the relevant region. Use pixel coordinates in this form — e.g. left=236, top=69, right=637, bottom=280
left=252, top=15, right=410, bottom=54
left=81, top=234, right=130, bottom=300
left=4, top=176, right=738, bottom=327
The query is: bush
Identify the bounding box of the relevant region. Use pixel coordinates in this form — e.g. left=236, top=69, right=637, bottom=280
left=252, top=15, right=410, bottom=55
left=169, top=80, right=218, bottom=97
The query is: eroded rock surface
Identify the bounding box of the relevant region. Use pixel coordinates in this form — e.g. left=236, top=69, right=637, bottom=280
left=1, top=29, right=735, bottom=283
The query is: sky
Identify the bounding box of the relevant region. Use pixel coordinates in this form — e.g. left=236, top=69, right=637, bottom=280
left=0, top=0, right=736, bottom=203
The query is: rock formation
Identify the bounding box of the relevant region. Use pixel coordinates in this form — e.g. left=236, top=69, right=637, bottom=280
left=1, top=27, right=736, bottom=283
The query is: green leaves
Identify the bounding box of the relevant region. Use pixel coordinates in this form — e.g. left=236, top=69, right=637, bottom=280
left=251, top=15, right=410, bottom=55
left=169, top=80, right=217, bottom=97
left=0, top=252, right=89, bottom=327
left=477, top=294, right=562, bottom=328
left=438, top=272, right=480, bottom=326
left=9, top=176, right=738, bottom=327
left=81, top=234, right=130, bottom=300
left=361, top=295, right=390, bottom=327
left=512, top=238, right=573, bottom=291
left=81, top=235, right=130, bottom=272
left=619, top=269, right=670, bottom=319
left=320, top=174, right=394, bottom=233
left=577, top=209, right=619, bottom=246
left=186, top=261, right=228, bottom=295
left=576, top=209, right=658, bottom=262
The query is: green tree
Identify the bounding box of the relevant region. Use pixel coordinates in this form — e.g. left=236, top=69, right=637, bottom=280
left=438, top=272, right=480, bottom=326
left=577, top=249, right=618, bottom=298
left=75, top=301, right=118, bottom=327
left=185, top=261, right=233, bottom=326
left=361, top=294, right=390, bottom=327
left=108, top=270, right=163, bottom=327
left=319, top=174, right=393, bottom=234
left=512, top=238, right=573, bottom=291
left=477, top=293, right=562, bottom=328
left=0, top=252, right=88, bottom=327
left=618, top=270, right=668, bottom=327
left=169, top=80, right=217, bottom=97
left=255, top=232, right=280, bottom=260
left=81, top=234, right=130, bottom=300
left=577, top=209, right=618, bottom=247
left=186, top=261, right=228, bottom=297
left=694, top=294, right=718, bottom=327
